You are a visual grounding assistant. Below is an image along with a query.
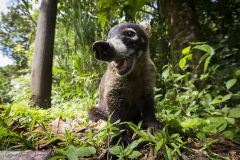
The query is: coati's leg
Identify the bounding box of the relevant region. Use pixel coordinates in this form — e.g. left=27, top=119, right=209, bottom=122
left=110, top=110, right=133, bottom=144
left=105, top=94, right=133, bottom=144
left=88, top=107, right=108, bottom=122
left=88, top=106, right=130, bottom=144
left=142, top=93, right=162, bottom=130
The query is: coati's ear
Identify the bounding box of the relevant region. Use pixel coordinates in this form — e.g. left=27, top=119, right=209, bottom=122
left=139, top=21, right=151, bottom=38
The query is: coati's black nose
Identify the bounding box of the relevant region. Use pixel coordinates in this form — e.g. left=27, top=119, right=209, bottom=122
left=92, top=41, right=115, bottom=62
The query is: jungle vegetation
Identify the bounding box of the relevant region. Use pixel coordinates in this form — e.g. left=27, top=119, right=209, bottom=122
left=0, top=0, right=239, bottom=159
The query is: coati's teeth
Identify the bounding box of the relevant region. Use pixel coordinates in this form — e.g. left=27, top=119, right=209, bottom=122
left=123, top=59, right=127, bottom=68
left=113, top=61, right=119, bottom=67
left=112, top=60, right=125, bottom=68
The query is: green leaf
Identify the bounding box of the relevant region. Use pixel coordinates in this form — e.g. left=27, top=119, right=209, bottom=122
left=76, top=146, right=96, bottom=157
left=0, top=117, right=8, bottom=128
left=135, top=0, right=148, bottom=10
left=199, top=52, right=210, bottom=64
left=193, top=44, right=215, bottom=55
left=49, top=155, right=65, bottom=160
left=124, top=0, right=148, bottom=18
left=203, top=56, right=211, bottom=73
left=4, top=106, right=11, bottom=118
left=65, top=145, right=96, bottom=160
left=154, top=139, right=163, bottom=154
left=53, top=148, right=66, bottom=156
left=228, top=107, right=240, bottom=118
left=200, top=72, right=209, bottom=80
left=182, top=46, right=191, bottom=55
left=128, top=150, right=142, bottom=159
left=179, top=58, right=186, bottom=70
left=196, top=132, right=206, bottom=141
left=180, top=118, right=203, bottom=128
left=226, top=79, right=237, bottom=89
left=88, top=130, right=93, bottom=143
left=190, top=42, right=206, bottom=45
left=98, top=12, right=107, bottom=28
left=38, top=136, right=64, bottom=146
left=185, top=54, right=192, bottom=60
left=226, top=117, right=235, bottom=124
left=109, top=145, right=123, bottom=156
left=221, top=130, right=235, bottom=140
left=29, top=115, right=37, bottom=133
left=163, top=144, right=172, bottom=160
left=217, top=122, right=227, bottom=132
left=171, top=143, right=182, bottom=155
left=52, top=67, right=64, bottom=73
left=123, top=139, right=143, bottom=156
left=124, top=139, right=143, bottom=153
left=234, top=69, right=240, bottom=77
left=162, top=68, right=170, bottom=79
left=125, top=122, right=154, bottom=141
left=211, top=95, right=223, bottom=105
left=49, top=156, right=65, bottom=160
left=202, top=117, right=225, bottom=133
left=0, top=127, right=10, bottom=137
left=222, top=94, right=232, bottom=102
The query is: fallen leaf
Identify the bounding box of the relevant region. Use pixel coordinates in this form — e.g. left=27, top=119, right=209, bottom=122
left=47, top=117, right=72, bottom=135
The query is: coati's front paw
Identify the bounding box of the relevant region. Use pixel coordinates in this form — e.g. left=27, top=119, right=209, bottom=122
left=111, top=133, right=132, bottom=145
left=143, top=120, right=162, bottom=133
left=88, top=107, right=107, bottom=121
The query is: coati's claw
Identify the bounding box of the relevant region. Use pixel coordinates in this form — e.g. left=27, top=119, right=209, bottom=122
left=147, top=125, right=162, bottom=135
left=144, top=121, right=162, bottom=133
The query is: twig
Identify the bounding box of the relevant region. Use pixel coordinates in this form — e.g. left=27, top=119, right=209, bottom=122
left=21, top=0, right=37, bottom=26
left=139, top=9, right=157, bottom=16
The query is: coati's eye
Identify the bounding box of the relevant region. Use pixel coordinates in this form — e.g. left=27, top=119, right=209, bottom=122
left=123, top=30, right=136, bottom=37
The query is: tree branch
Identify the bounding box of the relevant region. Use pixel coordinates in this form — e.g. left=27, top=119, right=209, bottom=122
left=139, top=9, right=156, bottom=16
left=21, top=0, right=37, bottom=26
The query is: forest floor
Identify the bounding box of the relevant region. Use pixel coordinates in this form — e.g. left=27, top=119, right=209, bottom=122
left=1, top=114, right=239, bottom=160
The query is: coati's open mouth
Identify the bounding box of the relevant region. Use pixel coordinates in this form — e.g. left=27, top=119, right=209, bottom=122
left=112, top=55, right=136, bottom=76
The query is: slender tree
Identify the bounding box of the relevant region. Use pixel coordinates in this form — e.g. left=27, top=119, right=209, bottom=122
left=161, top=0, right=203, bottom=73
left=30, top=0, right=58, bottom=108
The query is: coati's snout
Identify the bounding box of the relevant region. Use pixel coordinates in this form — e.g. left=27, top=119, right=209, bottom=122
left=92, top=39, right=136, bottom=76
left=92, top=41, right=115, bottom=62
left=92, top=22, right=151, bottom=77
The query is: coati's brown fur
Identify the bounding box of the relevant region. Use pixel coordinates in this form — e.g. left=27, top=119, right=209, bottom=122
left=88, top=22, right=161, bottom=132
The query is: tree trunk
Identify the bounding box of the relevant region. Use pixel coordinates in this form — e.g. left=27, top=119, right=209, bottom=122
left=161, top=0, right=203, bottom=73
left=30, top=0, right=58, bottom=108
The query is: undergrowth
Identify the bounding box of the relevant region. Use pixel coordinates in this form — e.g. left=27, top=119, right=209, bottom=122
left=0, top=44, right=240, bottom=159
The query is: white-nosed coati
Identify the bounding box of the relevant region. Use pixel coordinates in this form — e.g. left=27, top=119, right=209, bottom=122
left=88, top=22, right=161, bottom=136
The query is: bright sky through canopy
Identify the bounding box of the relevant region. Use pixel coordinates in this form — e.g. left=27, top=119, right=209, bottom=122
left=0, top=0, right=8, bottom=14
left=0, top=0, right=14, bottom=67
left=0, top=54, right=14, bottom=66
